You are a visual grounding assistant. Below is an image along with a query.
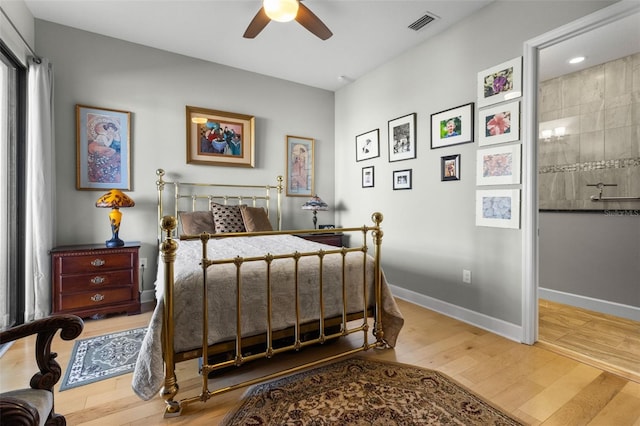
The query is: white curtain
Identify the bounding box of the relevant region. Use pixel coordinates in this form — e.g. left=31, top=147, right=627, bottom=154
left=24, top=57, right=55, bottom=321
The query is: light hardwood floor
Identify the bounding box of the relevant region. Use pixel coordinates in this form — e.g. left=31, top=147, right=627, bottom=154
left=2, top=299, right=640, bottom=425
left=538, top=299, right=640, bottom=384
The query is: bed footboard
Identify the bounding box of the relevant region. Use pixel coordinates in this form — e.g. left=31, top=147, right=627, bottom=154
left=157, top=212, right=391, bottom=417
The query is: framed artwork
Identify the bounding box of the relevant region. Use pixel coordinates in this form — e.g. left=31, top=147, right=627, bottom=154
left=355, top=129, right=380, bottom=162
left=430, top=103, right=474, bottom=149
left=476, top=145, right=521, bottom=186
left=479, top=101, right=520, bottom=146
left=441, top=154, right=460, bottom=181
left=362, top=166, right=375, bottom=188
left=393, top=169, right=412, bottom=190
left=477, top=57, right=522, bottom=108
left=388, top=113, right=417, bottom=162
left=475, top=189, right=520, bottom=229
left=76, top=104, right=131, bottom=190
left=286, top=135, right=315, bottom=197
left=186, top=105, right=255, bottom=168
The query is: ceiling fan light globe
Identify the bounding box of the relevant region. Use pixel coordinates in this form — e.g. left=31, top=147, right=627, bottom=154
left=264, top=0, right=299, bottom=22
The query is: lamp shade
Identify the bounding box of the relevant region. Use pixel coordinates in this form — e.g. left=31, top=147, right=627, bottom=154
left=95, top=189, right=135, bottom=208
left=264, top=0, right=299, bottom=22
left=301, top=195, right=329, bottom=212
left=96, top=189, right=135, bottom=247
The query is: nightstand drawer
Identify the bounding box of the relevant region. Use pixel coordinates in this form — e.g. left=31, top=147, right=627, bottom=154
left=59, top=288, right=133, bottom=311
left=51, top=242, right=141, bottom=318
left=58, top=252, right=135, bottom=274
left=58, top=270, right=134, bottom=293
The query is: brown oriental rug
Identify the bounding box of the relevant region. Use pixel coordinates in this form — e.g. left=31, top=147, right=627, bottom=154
left=222, top=357, right=524, bottom=425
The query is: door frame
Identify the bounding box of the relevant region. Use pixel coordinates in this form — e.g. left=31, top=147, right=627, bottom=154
left=521, top=1, right=640, bottom=344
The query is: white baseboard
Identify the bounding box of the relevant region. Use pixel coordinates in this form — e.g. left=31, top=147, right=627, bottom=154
left=140, top=289, right=156, bottom=304
left=539, top=288, right=640, bottom=321
left=389, top=284, right=523, bottom=343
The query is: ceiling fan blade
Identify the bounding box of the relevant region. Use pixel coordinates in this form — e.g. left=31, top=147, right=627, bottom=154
left=243, top=7, right=271, bottom=39
left=295, top=2, right=333, bottom=40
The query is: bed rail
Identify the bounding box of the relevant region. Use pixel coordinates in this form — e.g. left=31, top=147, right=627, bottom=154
left=158, top=212, right=386, bottom=417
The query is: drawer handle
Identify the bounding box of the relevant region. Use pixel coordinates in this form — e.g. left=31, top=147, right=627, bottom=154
left=91, top=258, right=106, bottom=267
left=90, top=293, right=105, bottom=302
left=90, top=276, right=106, bottom=285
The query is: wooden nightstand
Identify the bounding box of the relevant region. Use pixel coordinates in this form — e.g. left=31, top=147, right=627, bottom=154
left=51, top=242, right=141, bottom=318
left=296, top=233, right=344, bottom=247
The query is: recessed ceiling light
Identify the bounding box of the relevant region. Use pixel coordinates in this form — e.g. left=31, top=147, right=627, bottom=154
left=568, top=56, right=586, bottom=64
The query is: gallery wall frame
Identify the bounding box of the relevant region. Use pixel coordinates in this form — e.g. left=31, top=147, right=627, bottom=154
left=430, top=103, right=474, bottom=149
left=286, top=135, right=315, bottom=197
left=76, top=104, right=131, bottom=190
left=393, top=169, right=412, bottom=190
left=475, top=189, right=520, bottom=229
left=477, top=57, right=522, bottom=108
left=355, top=129, right=380, bottom=162
left=362, top=166, right=375, bottom=188
left=186, top=105, right=255, bottom=168
left=388, top=113, right=417, bottom=162
left=478, top=101, right=520, bottom=146
left=476, top=144, right=521, bottom=185
left=441, top=154, right=461, bottom=181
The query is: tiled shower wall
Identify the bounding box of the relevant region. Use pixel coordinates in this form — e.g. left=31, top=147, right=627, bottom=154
left=538, top=52, right=640, bottom=210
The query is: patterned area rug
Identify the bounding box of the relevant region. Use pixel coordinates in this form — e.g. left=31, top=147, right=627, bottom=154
left=60, top=327, right=146, bottom=391
left=222, top=357, right=524, bottom=425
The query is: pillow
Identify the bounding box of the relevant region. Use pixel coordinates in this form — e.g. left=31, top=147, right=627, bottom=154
left=210, top=202, right=246, bottom=233
left=179, top=211, right=216, bottom=235
left=240, top=205, right=273, bottom=232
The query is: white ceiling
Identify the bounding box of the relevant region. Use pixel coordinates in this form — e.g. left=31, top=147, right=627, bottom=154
left=539, top=11, right=640, bottom=81
left=21, top=0, right=493, bottom=91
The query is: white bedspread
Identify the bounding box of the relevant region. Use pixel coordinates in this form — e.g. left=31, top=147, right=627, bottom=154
left=132, top=235, right=403, bottom=400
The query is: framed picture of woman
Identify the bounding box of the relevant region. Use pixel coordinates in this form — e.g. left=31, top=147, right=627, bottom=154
left=286, top=135, right=315, bottom=197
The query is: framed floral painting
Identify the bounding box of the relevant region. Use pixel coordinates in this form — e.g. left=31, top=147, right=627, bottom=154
left=478, top=101, right=520, bottom=146
left=476, top=189, right=520, bottom=229
left=477, top=57, right=522, bottom=108
left=476, top=144, right=521, bottom=185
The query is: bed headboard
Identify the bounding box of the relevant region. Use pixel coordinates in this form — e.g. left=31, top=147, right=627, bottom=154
left=155, top=168, right=283, bottom=240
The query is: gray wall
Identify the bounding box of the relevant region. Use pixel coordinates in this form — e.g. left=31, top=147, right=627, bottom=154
left=34, top=21, right=335, bottom=301
left=334, top=1, right=615, bottom=329
left=539, top=212, right=639, bottom=308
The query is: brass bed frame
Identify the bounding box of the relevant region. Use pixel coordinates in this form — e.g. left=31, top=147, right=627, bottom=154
left=155, top=169, right=388, bottom=417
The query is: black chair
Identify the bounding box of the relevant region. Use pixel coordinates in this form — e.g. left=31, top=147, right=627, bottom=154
left=0, top=314, right=84, bottom=426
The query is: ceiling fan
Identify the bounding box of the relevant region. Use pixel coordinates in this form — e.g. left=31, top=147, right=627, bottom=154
left=243, top=0, right=333, bottom=40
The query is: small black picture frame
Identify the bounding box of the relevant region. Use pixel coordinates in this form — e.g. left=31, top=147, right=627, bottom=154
left=362, top=166, right=374, bottom=188
left=441, top=154, right=460, bottom=181
left=393, top=169, right=412, bottom=190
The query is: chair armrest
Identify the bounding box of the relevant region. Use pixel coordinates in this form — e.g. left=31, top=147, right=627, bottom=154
left=0, top=395, right=41, bottom=425
left=0, top=315, right=84, bottom=391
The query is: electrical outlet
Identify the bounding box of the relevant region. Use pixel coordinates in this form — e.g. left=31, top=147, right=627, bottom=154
left=140, top=258, right=147, bottom=270
left=462, top=269, right=471, bottom=284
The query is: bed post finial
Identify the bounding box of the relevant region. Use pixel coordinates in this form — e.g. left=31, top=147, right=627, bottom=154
left=371, top=212, right=383, bottom=227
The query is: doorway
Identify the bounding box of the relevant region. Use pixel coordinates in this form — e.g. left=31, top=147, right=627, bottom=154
left=522, top=1, right=640, bottom=379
